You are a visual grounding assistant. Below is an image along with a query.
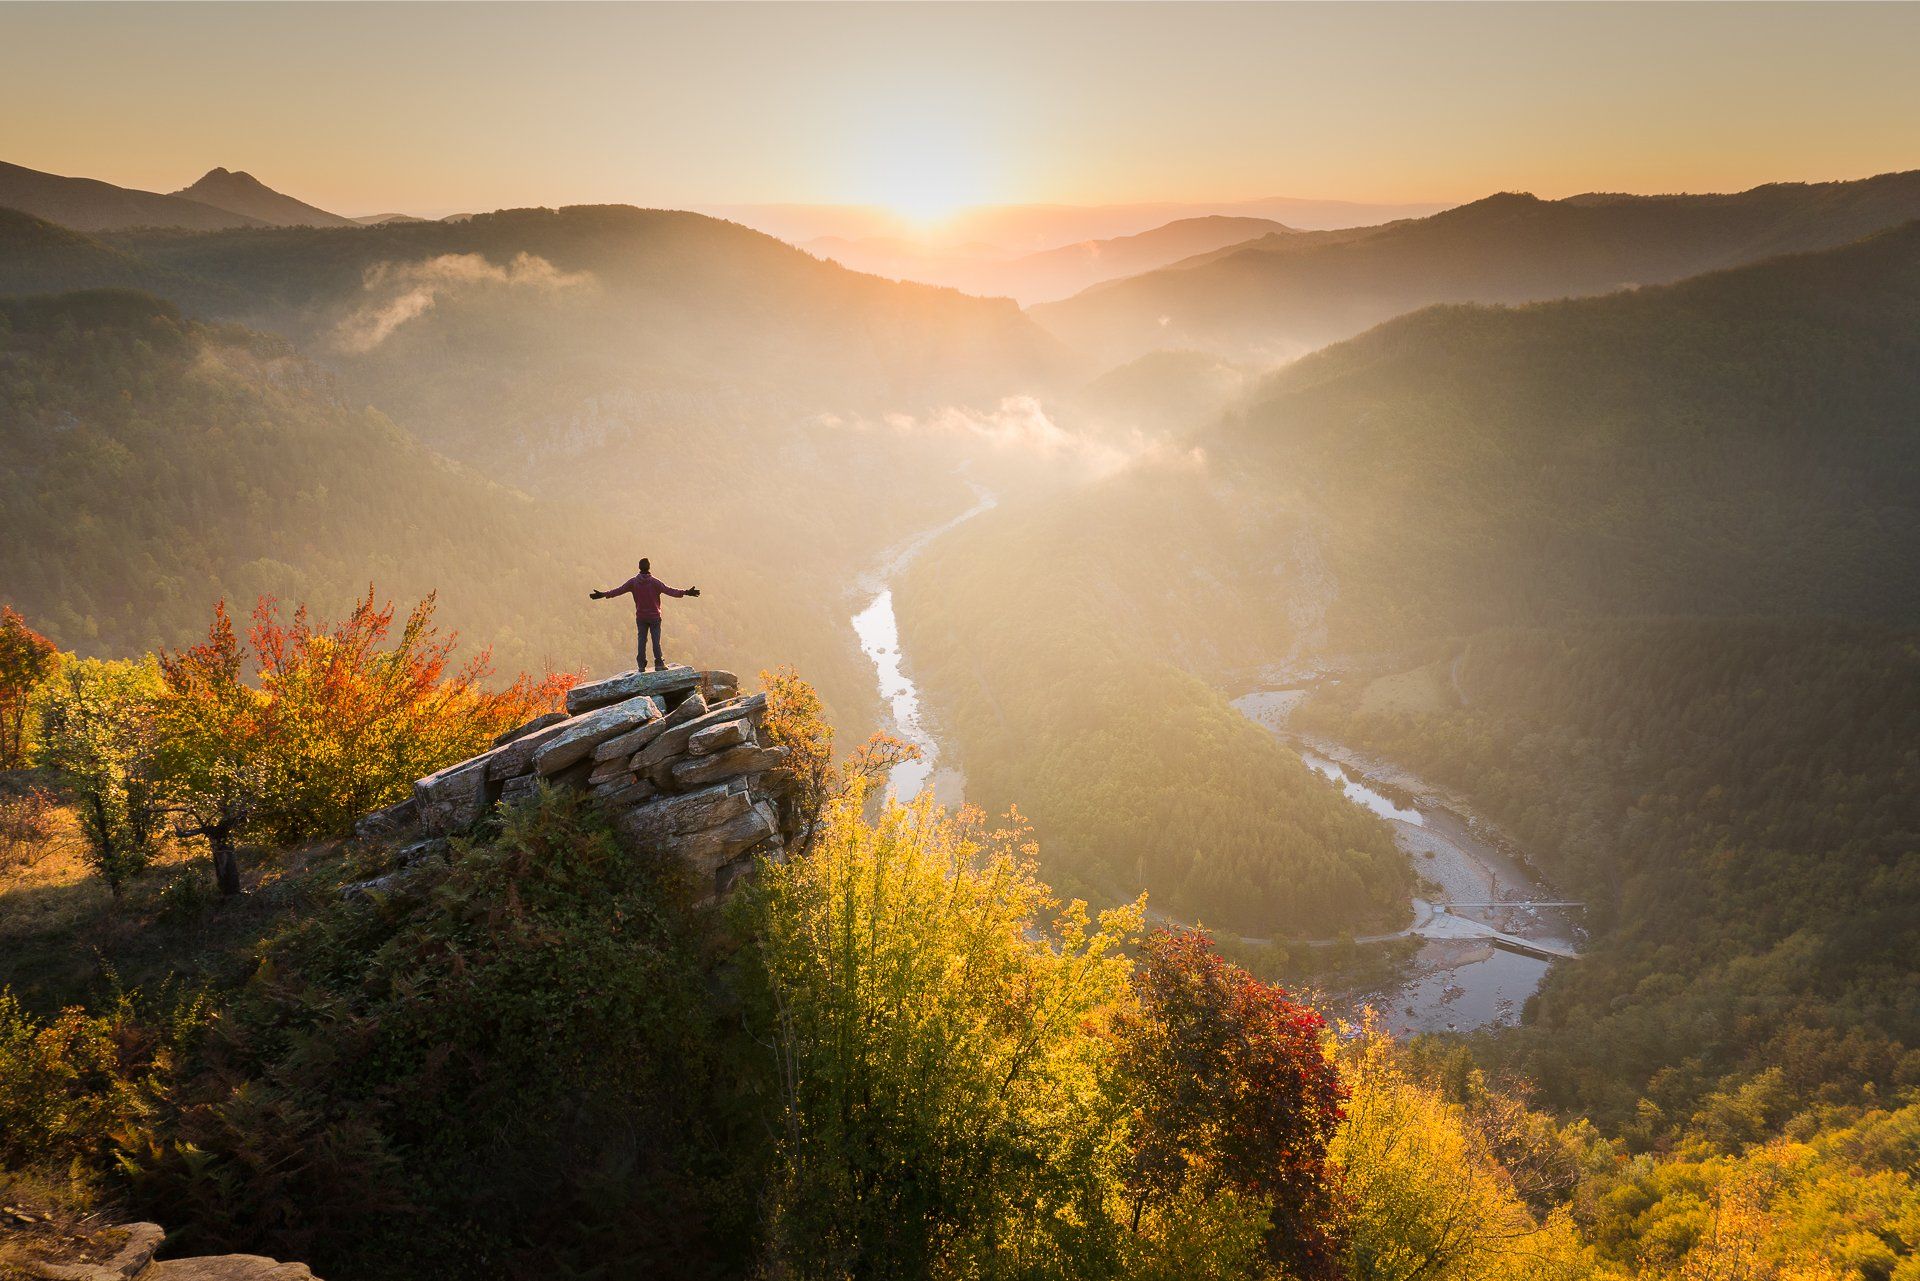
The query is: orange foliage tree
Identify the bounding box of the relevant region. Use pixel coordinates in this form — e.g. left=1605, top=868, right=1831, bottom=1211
left=0, top=605, right=59, bottom=769
left=155, top=590, right=573, bottom=876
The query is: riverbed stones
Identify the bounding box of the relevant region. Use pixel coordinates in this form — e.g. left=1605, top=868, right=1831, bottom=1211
left=363, top=668, right=798, bottom=901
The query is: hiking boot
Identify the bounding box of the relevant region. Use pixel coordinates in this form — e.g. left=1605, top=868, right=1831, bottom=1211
left=653, top=660, right=669, bottom=672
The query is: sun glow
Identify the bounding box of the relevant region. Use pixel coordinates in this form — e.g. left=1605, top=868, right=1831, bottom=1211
left=844, top=109, right=998, bottom=233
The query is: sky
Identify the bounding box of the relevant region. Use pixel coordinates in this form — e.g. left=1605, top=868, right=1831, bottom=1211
left=3, top=1, right=1919, bottom=223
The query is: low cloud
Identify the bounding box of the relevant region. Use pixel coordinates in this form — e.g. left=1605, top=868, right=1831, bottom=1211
left=334, top=252, right=591, bottom=352
left=854, top=395, right=1206, bottom=480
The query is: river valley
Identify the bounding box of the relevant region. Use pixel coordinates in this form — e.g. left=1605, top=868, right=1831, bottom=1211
left=852, top=496, right=1577, bottom=1036
left=850, top=485, right=996, bottom=808
left=1234, top=690, right=1581, bottom=1036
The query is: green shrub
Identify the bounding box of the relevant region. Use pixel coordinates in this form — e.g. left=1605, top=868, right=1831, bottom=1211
left=132, top=787, right=759, bottom=1279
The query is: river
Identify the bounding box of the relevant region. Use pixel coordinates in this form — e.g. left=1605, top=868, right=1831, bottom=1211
left=851, top=510, right=1574, bottom=1035
left=850, top=485, right=996, bottom=806
left=1235, top=689, right=1581, bottom=1036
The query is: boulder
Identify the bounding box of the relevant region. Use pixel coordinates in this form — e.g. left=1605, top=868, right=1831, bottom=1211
left=587, top=755, right=634, bottom=787
left=566, top=665, right=701, bottom=716
left=687, top=718, right=751, bottom=756
left=533, top=696, right=663, bottom=775
left=144, top=1259, right=318, bottom=1281
left=414, top=750, right=502, bottom=833
left=499, top=774, right=540, bottom=805
left=675, top=800, right=781, bottom=879
left=593, top=690, right=708, bottom=762
left=701, top=669, right=741, bottom=702
left=594, top=776, right=659, bottom=809
left=616, top=779, right=755, bottom=845
left=631, top=694, right=768, bottom=777
left=670, top=744, right=787, bottom=790
left=491, top=710, right=568, bottom=748
left=354, top=794, right=418, bottom=841
left=339, top=855, right=447, bottom=904
left=25, top=1220, right=164, bottom=1281
left=488, top=714, right=580, bottom=780
left=545, top=755, right=597, bottom=792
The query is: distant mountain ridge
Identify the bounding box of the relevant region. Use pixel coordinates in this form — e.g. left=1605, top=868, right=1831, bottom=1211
left=0, top=159, right=264, bottom=232
left=811, top=215, right=1297, bottom=304
left=1033, top=169, right=1920, bottom=366
left=171, top=166, right=357, bottom=228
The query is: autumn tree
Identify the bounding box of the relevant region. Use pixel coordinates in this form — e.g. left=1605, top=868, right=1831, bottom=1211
left=39, top=658, right=165, bottom=895
left=760, top=665, right=918, bottom=847
left=245, top=589, right=572, bottom=840
left=1331, top=1023, right=1589, bottom=1281
left=750, top=786, right=1140, bottom=1280
left=0, top=605, right=59, bottom=769
left=1114, top=928, right=1349, bottom=1279
left=153, top=602, right=271, bottom=895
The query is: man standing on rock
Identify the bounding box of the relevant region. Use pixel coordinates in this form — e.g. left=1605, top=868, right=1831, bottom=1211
left=590, top=557, right=701, bottom=671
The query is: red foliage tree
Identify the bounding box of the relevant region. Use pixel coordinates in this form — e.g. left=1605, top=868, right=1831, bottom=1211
left=0, top=605, right=60, bottom=769
left=1116, top=928, right=1348, bottom=1278
left=243, top=588, right=576, bottom=841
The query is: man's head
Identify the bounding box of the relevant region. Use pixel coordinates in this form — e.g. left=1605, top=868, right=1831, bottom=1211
left=638, top=557, right=650, bottom=574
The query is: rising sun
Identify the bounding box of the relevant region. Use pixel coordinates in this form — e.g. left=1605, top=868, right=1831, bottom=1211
left=846, top=112, right=996, bottom=231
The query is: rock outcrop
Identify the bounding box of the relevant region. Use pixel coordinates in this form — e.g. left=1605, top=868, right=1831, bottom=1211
left=354, top=665, right=796, bottom=901
left=18, top=1219, right=318, bottom=1281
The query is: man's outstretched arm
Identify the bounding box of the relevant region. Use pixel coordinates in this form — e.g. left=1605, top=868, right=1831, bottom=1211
left=590, top=576, right=639, bottom=601
left=659, top=582, right=701, bottom=598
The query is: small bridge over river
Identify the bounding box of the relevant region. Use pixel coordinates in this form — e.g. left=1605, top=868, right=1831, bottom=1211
left=1410, top=900, right=1581, bottom=961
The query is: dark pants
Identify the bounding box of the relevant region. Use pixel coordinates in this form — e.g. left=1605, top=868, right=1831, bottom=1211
left=637, top=617, right=664, bottom=668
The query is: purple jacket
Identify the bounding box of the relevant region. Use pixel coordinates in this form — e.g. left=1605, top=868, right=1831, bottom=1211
left=606, top=573, right=688, bottom=621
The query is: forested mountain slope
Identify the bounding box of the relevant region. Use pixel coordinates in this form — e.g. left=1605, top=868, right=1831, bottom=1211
left=1033, top=169, right=1920, bottom=365
left=1297, top=619, right=1920, bottom=1133
left=0, top=159, right=264, bottom=232
left=0, top=290, right=871, bottom=698
left=0, top=205, right=1085, bottom=717
left=898, top=222, right=1920, bottom=952
left=1226, top=218, right=1920, bottom=649
left=930, top=220, right=1920, bottom=682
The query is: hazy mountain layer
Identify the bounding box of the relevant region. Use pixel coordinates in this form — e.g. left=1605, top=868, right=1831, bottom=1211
left=1032, top=169, right=1920, bottom=365
left=0, top=290, right=880, bottom=711
left=811, top=215, right=1295, bottom=305
left=896, top=221, right=1920, bottom=941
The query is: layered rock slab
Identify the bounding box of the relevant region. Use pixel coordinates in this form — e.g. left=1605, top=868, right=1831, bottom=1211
left=356, top=667, right=795, bottom=901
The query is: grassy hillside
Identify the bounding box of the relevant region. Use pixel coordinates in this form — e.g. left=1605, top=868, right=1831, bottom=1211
left=1033, top=169, right=1920, bottom=365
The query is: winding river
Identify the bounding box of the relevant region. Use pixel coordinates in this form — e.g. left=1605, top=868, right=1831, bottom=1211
left=1235, top=690, right=1580, bottom=1036
left=850, top=506, right=1575, bottom=1035
left=850, top=485, right=996, bottom=807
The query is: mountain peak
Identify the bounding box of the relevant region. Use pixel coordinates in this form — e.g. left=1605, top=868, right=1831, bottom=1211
left=171, top=166, right=356, bottom=228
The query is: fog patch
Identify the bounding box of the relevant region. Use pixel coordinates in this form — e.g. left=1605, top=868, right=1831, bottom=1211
left=834, top=395, right=1205, bottom=480
left=334, top=252, right=590, bottom=352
